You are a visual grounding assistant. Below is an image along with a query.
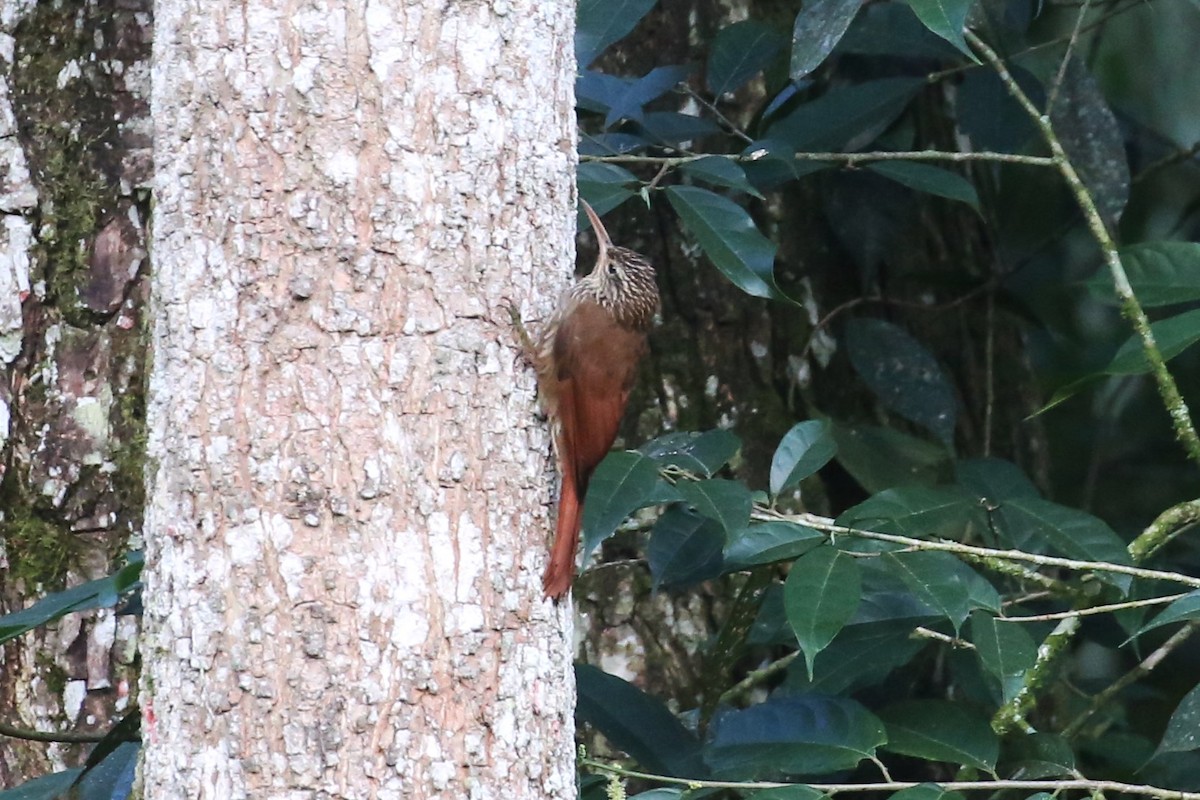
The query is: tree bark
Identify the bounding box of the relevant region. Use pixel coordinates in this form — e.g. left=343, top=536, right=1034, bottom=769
left=0, top=0, right=151, bottom=784
left=143, top=0, right=578, bottom=796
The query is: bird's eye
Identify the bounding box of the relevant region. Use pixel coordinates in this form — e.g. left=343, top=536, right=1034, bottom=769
left=607, top=263, right=619, bottom=277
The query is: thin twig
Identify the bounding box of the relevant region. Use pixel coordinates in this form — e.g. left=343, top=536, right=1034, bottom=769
left=1004, top=593, right=1187, bottom=623
left=1132, top=140, right=1200, bottom=186
left=1046, top=0, right=1095, bottom=114
left=1064, top=621, right=1200, bottom=738
left=680, top=84, right=755, bottom=145
left=583, top=150, right=1058, bottom=168
left=765, top=510, right=1200, bottom=589
left=913, top=627, right=975, bottom=649
left=0, top=720, right=109, bottom=743
left=798, top=276, right=1000, bottom=363
left=984, top=291, right=996, bottom=457
left=718, top=652, right=800, bottom=706
left=925, top=0, right=1145, bottom=85
left=580, top=758, right=1200, bottom=800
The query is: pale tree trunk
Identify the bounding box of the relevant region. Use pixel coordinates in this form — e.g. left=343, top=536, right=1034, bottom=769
left=142, top=0, right=578, bottom=797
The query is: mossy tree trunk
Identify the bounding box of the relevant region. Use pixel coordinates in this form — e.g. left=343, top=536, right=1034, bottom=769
left=0, top=0, right=150, bottom=786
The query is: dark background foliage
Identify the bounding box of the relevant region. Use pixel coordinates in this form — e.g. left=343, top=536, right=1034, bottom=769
left=567, top=0, right=1200, bottom=796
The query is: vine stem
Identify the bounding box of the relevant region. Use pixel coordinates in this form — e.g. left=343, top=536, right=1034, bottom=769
left=580, top=757, right=1200, bottom=800
left=965, top=30, right=1200, bottom=468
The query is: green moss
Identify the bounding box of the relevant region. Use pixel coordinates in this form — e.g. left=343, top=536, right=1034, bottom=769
left=35, top=652, right=69, bottom=700
left=108, top=385, right=148, bottom=556
left=1, top=500, right=73, bottom=589
left=11, top=0, right=119, bottom=327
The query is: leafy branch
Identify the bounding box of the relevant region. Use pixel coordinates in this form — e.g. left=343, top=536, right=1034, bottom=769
left=966, top=29, right=1200, bottom=467
left=769, top=509, right=1200, bottom=589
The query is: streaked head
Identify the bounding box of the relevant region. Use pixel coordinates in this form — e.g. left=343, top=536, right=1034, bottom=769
left=579, top=201, right=660, bottom=330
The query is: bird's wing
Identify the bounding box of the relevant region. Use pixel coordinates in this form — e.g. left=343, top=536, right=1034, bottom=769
left=551, top=300, right=646, bottom=493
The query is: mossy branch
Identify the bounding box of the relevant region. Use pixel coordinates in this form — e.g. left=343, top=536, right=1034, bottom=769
left=1128, top=498, right=1200, bottom=563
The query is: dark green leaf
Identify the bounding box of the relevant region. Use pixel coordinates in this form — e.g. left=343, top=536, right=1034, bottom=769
left=1050, top=58, right=1129, bottom=225
left=970, top=610, right=1037, bottom=703
left=1107, top=309, right=1200, bottom=375
left=750, top=584, right=794, bottom=646
left=725, top=522, right=825, bottom=569
left=581, top=451, right=664, bottom=558
left=782, top=619, right=928, bottom=694
left=0, top=553, right=144, bottom=644
left=579, top=132, right=652, bottom=157
left=1158, top=682, right=1200, bottom=755
left=706, top=695, right=886, bottom=778
left=79, top=712, right=141, bottom=774
left=768, top=78, right=923, bottom=152
left=880, top=700, right=999, bottom=770
left=887, top=785, right=968, bottom=800
left=708, top=20, right=787, bottom=96
left=576, top=0, right=657, bottom=67
left=676, top=479, right=752, bottom=535
left=837, top=3, right=962, bottom=59
left=575, top=664, right=707, bottom=777
left=883, top=551, right=992, bottom=631
left=680, top=156, right=764, bottom=199
left=900, top=0, right=977, bottom=59
left=747, top=787, right=827, bottom=800
left=831, top=423, right=952, bottom=492
left=853, top=573, right=944, bottom=625
left=638, top=111, right=721, bottom=146
left=665, top=185, right=782, bottom=300
left=845, top=317, right=957, bottom=445
left=955, top=458, right=1040, bottom=502
left=1045, top=308, right=1200, bottom=412
left=577, top=70, right=634, bottom=114
left=639, top=429, right=741, bottom=476
left=837, top=485, right=987, bottom=540
left=605, top=65, right=691, bottom=127
left=1136, top=590, right=1200, bottom=637
left=993, top=497, right=1132, bottom=591
left=648, top=506, right=726, bottom=589
left=790, top=0, right=864, bottom=80
left=786, top=547, right=862, bottom=678
left=957, top=67, right=1043, bottom=152
left=578, top=162, right=639, bottom=219
left=0, top=769, right=84, bottom=800
left=770, top=420, right=838, bottom=496
left=866, top=161, right=979, bottom=210
left=1000, top=733, right=1077, bottom=779
left=73, top=741, right=139, bottom=800
left=1088, top=243, right=1200, bottom=307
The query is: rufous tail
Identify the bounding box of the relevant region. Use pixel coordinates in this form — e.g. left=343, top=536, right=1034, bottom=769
left=542, top=478, right=581, bottom=600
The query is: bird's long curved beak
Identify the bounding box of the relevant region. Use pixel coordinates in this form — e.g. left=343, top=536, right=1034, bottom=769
left=580, top=199, right=610, bottom=269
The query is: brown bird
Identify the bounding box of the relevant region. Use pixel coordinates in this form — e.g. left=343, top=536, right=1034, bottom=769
left=513, top=202, right=659, bottom=600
